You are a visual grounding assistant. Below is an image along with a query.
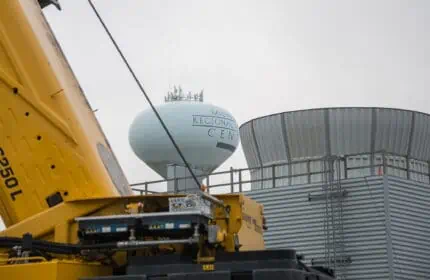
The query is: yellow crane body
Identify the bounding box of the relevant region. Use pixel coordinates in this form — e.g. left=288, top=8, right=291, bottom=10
left=0, top=193, right=266, bottom=279
left=0, top=0, right=131, bottom=227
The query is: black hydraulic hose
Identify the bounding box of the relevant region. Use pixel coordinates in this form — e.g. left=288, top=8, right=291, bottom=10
left=0, top=237, right=198, bottom=255
left=0, top=237, right=118, bottom=255
left=87, top=0, right=201, bottom=190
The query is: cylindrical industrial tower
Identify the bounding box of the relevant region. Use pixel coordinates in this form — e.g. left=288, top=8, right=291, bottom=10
left=129, top=87, right=239, bottom=192
left=240, top=107, right=430, bottom=280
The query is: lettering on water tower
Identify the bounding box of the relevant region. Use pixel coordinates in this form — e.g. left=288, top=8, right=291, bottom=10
left=192, top=109, right=238, bottom=152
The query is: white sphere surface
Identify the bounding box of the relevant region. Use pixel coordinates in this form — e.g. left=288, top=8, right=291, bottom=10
left=129, top=102, right=240, bottom=178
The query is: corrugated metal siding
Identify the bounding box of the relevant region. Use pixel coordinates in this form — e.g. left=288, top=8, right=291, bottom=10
left=246, top=176, right=390, bottom=280
left=329, top=108, right=372, bottom=155
left=253, top=115, right=288, bottom=164
left=374, top=109, right=412, bottom=155
left=341, top=177, right=388, bottom=280
left=285, top=109, right=327, bottom=159
left=388, top=177, right=430, bottom=280
left=410, top=112, right=430, bottom=160
left=240, top=108, right=430, bottom=190
left=246, top=182, right=326, bottom=259
left=239, top=122, right=260, bottom=168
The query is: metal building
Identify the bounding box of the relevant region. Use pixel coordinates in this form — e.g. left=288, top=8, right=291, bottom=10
left=240, top=107, right=430, bottom=280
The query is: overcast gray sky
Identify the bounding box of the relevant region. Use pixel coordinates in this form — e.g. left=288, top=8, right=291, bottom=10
left=41, top=0, right=430, bottom=187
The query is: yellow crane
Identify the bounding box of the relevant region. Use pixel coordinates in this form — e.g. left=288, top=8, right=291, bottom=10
left=0, top=1, right=334, bottom=279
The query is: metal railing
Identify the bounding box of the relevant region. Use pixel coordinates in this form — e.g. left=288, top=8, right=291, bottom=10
left=131, top=151, right=430, bottom=195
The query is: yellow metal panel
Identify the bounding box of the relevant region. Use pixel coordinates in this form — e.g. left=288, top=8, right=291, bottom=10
left=237, top=195, right=265, bottom=251
left=0, top=195, right=171, bottom=242
left=0, top=260, right=111, bottom=280
left=214, top=194, right=265, bottom=252
left=0, top=0, right=131, bottom=227
left=0, top=199, right=117, bottom=242
left=54, top=222, right=70, bottom=243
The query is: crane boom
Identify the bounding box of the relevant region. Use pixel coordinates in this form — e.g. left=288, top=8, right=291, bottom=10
left=0, top=0, right=131, bottom=227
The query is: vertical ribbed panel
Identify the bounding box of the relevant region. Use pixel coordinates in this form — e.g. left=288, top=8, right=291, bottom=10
left=240, top=122, right=260, bottom=168
left=246, top=176, right=390, bottom=280
left=253, top=115, right=288, bottom=164
left=386, top=155, right=407, bottom=178
left=409, top=159, right=429, bottom=183
left=290, top=161, right=308, bottom=185
left=410, top=113, right=430, bottom=160
left=249, top=170, right=263, bottom=190
left=274, top=164, right=289, bottom=187
left=374, top=109, right=412, bottom=155
left=388, top=177, right=430, bottom=279
left=251, top=165, right=291, bottom=190
left=285, top=109, right=327, bottom=159
left=346, top=154, right=372, bottom=178
left=241, top=108, right=430, bottom=172
left=310, top=160, right=324, bottom=183
left=329, top=108, right=372, bottom=155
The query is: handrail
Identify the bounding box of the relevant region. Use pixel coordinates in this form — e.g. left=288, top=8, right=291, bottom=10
left=131, top=151, right=430, bottom=195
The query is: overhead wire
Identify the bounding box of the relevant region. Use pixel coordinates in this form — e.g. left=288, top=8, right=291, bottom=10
left=87, top=0, right=201, bottom=190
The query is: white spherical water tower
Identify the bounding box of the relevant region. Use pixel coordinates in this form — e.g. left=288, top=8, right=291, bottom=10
left=129, top=86, right=239, bottom=192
